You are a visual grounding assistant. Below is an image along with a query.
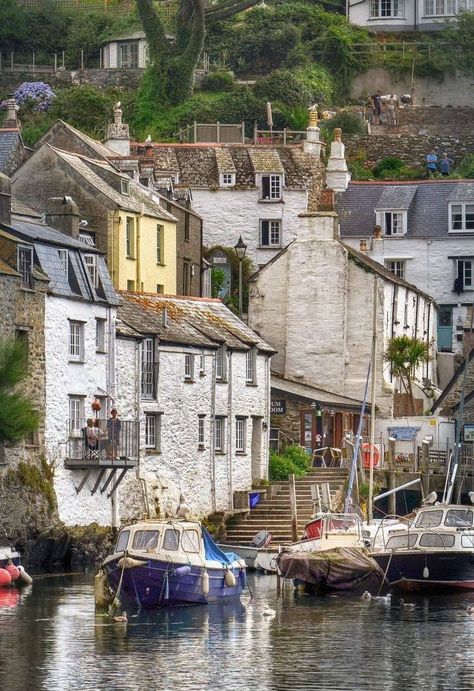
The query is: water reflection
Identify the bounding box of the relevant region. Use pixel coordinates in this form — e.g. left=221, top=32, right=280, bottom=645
left=1, top=574, right=474, bottom=690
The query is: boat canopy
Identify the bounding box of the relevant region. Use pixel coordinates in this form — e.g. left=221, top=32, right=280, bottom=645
left=202, top=527, right=239, bottom=565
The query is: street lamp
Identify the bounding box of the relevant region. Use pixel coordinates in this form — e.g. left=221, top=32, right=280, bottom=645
left=234, top=235, right=247, bottom=319
left=311, top=401, right=323, bottom=418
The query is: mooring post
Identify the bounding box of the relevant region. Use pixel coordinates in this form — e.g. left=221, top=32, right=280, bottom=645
left=388, top=437, right=396, bottom=516
left=290, top=473, right=298, bottom=542
left=420, top=440, right=430, bottom=500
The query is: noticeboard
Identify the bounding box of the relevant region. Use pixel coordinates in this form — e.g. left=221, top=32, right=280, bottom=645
left=271, top=399, right=286, bottom=415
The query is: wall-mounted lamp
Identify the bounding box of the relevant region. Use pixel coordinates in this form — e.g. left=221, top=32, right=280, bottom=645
left=310, top=401, right=323, bottom=418
left=262, top=421, right=268, bottom=431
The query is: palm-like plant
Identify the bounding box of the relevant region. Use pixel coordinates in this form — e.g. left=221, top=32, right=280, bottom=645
left=384, top=335, right=432, bottom=415
left=0, top=338, right=38, bottom=446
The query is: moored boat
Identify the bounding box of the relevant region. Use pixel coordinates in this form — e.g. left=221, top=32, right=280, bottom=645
left=101, top=519, right=246, bottom=609
left=0, top=546, right=33, bottom=587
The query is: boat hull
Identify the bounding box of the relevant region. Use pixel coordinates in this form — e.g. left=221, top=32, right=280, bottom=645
left=372, top=550, right=474, bottom=592
left=104, top=557, right=244, bottom=609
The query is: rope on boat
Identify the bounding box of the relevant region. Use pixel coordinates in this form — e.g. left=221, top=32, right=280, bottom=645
left=376, top=550, right=394, bottom=597
left=111, top=550, right=128, bottom=612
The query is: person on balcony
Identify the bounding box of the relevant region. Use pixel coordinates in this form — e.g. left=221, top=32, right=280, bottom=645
left=85, top=418, right=99, bottom=459
left=107, top=409, right=122, bottom=460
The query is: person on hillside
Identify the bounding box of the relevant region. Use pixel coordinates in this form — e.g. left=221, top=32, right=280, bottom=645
left=387, top=96, right=397, bottom=127
left=371, top=92, right=382, bottom=125
left=426, top=150, right=438, bottom=178
left=439, top=152, right=454, bottom=176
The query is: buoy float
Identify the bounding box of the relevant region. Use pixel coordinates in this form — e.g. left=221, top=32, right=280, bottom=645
left=6, top=564, right=20, bottom=582
left=423, top=566, right=429, bottom=579
left=0, top=568, right=12, bottom=587
left=202, top=571, right=209, bottom=596
left=17, top=566, right=33, bottom=586
left=175, top=565, right=192, bottom=578
left=362, top=443, right=380, bottom=469
left=224, top=569, right=236, bottom=588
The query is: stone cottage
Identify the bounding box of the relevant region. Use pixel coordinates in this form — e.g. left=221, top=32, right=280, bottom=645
left=115, top=292, right=275, bottom=519
left=248, top=189, right=438, bottom=423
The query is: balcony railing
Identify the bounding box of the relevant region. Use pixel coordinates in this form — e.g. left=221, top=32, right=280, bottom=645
left=67, top=418, right=139, bottom=466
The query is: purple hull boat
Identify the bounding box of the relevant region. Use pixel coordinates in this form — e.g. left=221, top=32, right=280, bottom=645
left=101, top=519, right=246, bottom=609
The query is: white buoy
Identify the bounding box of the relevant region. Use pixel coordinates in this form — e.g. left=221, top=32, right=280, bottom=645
left=224, top=569, right=236, bottom=587
left=202, top=571, right=209, bottom=596
left=423, top=566, right=429, bottom=579
left=17, top=565, right=33, bottom=586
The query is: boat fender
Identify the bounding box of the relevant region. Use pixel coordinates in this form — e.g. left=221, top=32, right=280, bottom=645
left=423, top=566, right=429, bottom=579
left=0, top=568, right=12, bottom=587
left=202, top=571, right=209, bottom=596
left=175, top=565, right=192, bottom=577
left=239, top=569, right=246, bottom=590
left=117, top=556, right=146, bottom=569
left=224, top=569, right=236, bottom=588
left=17, top=566, right=33, bottom=586
left=6, top=564, right=20, bottom=582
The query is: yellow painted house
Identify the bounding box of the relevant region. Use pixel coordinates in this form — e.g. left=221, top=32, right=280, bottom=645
left=11, top=144, right=178, bottom=294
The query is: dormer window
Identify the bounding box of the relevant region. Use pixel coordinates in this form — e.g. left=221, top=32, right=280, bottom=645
left=376, top=210, right=407, bottom=236
left=17, top=246, right=33, bottom=289
left=449, top=203, right=474, bottom=232
left=84, top=253, right=98, bottom=288
left=220, top=173, right=235, bottom=187
left=261, top=174, right=282, bottom=201
left=58, top=248, right=69, bottom=277
left=121, top=179, right=130, bottom=196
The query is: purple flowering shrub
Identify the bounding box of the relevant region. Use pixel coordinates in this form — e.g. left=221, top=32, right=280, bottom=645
left=10, top=82, right=56, bottom=112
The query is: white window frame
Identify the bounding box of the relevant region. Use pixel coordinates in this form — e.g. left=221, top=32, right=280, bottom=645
left=215, top=417, right=225, bottom=452
left=199, top=353, right=205, bottom=376
left=119, top=42, right=139, bottom=69
left=370, top=0, right=405, bottom=16
left=198, top=415, right=205, bottom=448
left=261, top=174, right=282, bottom=201
left=259, top=219, right=281, bottom=247
left=385, top=260, right=406, bottom=278
left=184, top=353, right=194, bottom=381
left=424, top=0, right=457, bottom=15
left=121, top=178, right=131, bottom=195
left=246, top=348, right=256, bottom=384
left=220, top=173, right=235, bottom=187
left=79, top=232, right=95, bottom=246
left=216, top=346, right=227, bottom=382
left=141, top=338, right=156, bottom=399
left=376, top=210, right=407, bottom=236
left=157, top=224, right=164, bottom=264
left=84, top=253, right=98, bottom=288
left=17, top=245, right=33, bottom=288
left=456, top=259, right=473, bottom=291
left=58, top=248, right=68, bottom=277
left=69, top=320, right=84, bottom=361
left=449, top=202, right=474, bottom=233
left=95, top=317, right=106, bottom=353
left=126, top=217, right=135, bottom=258
left=235, top=417, right=246, bottom=453
left=69, top=396, right=83, bottom=436
left=145, top=413, right=161, bottom=450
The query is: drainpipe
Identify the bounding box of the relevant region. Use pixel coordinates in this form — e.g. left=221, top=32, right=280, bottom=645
left=137, top=206, right=144, bottom=290
left=265, top=353, right=271, bottom=480
left=210, top=349, right=217, bottom=511
left=111, top=211, right=121, bottom=288
left=108, top=307, right=118, bottom=527
left=227, top=351, right=233, bottom=509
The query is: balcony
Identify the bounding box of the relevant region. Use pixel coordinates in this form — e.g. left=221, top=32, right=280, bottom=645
left=65, top=419, right=139, bottom=497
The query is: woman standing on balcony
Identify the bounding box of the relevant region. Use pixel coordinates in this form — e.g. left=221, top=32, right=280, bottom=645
left=85, top=418, right=99, bottom=459
left=107, top=409, right=122, bottom=460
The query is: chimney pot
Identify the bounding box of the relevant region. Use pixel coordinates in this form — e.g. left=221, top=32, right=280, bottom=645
left=318, top=187, right=335, bottom=212
left=374, top=224, right=382, bottom=239
left=145, top=144, right=154, bottom=158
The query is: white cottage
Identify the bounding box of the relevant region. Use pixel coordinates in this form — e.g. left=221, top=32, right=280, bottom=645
left=5, top=197, right=123, bottom=526
left=115, top=292, right=274, bottom=520
left=337, top=179, right=474, bottom=363
left=348, top=0, right=470, bottom=32
left=102, top=31, right=149, bottom=69
left=248, top=189, right=438, bottom=419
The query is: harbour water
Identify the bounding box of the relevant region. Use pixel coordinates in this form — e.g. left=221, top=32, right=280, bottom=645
left=1, top=572, right=474, bottom=691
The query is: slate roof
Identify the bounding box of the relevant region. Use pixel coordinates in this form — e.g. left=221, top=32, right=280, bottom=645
left=0, top=131, right=23, bottom=175
left=271, top=373, right=367, bottom=410
left=53, top=147, right=177, bottom=222
left=36, top=120, right=118, bottom=161
left=130, top=143, right=323, bottom=190
left=336, top=180, right=474, bottom=238
left=117, top=292, right=276, bottom=353
left=2, top=217, right=118, bottom=304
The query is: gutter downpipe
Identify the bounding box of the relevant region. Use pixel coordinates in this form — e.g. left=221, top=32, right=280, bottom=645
left=108, top=307, right=118, bottom=527
left=227, top=352, right=233, bottom=509
left=211, top=350, right=217, bottom=511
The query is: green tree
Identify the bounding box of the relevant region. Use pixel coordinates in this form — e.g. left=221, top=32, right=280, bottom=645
left=0, top=339, right=38, bottom=446
left=383, top=335, right=432, bottom=415
left=135, top=0, right=261, bottom=107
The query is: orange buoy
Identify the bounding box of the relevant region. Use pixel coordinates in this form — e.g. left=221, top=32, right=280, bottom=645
left=6, top=564, right=20, bottom=582
left=362, top=443, right=380, bottom=469
left=0, top=568, right=12, bottom=587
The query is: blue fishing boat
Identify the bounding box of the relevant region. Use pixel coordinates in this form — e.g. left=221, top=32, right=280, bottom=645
left=101, top=519, right=246, bottom=609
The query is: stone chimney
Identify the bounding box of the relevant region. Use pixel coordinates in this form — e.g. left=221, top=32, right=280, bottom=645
left=2, top=98, right=20, bottom=130
left=368, top=225, right=384, bottom=265
left=104, top=102, right=130, bottom=156
left=360, top=239, right=368, bottom=253
left=45, top=196, right=80, bottom=239
left=325, top=128, right=351, bottom=192
left=303, top=106, right=324, bottom=158
left=0, top=173, right=12, bottom=226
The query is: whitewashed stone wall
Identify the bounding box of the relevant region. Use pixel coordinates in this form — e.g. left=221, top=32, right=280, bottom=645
left=44, top=296, right=116, bottom=526
left=249, top=212, right=437, bottom=418
left=191, top=188, right=307, bottom=268
left=344, top=235, right=468, bottom=353
left=116, top=338, right=270, bottom=522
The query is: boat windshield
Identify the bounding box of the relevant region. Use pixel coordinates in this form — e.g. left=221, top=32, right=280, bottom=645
left=445, top=509, right=473, bottom=528
left=419, top=533, right=455, bottom=548
left=163, top=528, right=180, bottom=551
left=415, top=510, right=443, bottom=528
left=132, top=530, right=160, bottom=551
left=182, top=529, right=200, bottom=553
left=115, top=530, right=130, bottom=552
left=385, top=534, right=418, bottom=550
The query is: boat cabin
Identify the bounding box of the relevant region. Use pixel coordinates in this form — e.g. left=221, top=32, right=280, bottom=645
left=113, top=520, right=203, bottom=559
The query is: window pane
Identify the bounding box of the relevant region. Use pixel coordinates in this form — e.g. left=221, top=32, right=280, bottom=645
left=419, top=533, right=455, bottom=548
left=424, top=0, right=434, bottom=12
left=198, top=417, right=205, bottom=446
left=270, top=221, right=280, bottom=245
left=461, top=535, right=474, bottom=548
left=464, top=261, right=473, bottom=287
left=415, top=510, right=443, bottom=528
left=157, top=225, right=163, bottom=264
left=132, top=530, right=159, bottom=550
left=163, top=529, right=180, bottom=550
left=116, top=530, right=130, bottom=552
left=260, top=220, right=269, bottom=246
left=236, top=418, right=245, bottom=451
left=145, top=415, right=156, bottom=447
left=141, top=339, right=155, bottom=397
left=182, top=530, right=200, bottom=553
left=270, top=175, right=281, bottom=199
left=445, top=509, right=473, bottom=527
left=246, top=350, right=254, bottom=382
left=451, top=205, right=462, bottom=230
left=84, top=254, right=98, bottom=288
left=386, top=534, right=417, bottom=549
left=465, top=205, right=474, bottom=230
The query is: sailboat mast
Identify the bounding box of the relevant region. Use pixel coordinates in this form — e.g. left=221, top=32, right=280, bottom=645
left=368, top=277, right=378, bottom=524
